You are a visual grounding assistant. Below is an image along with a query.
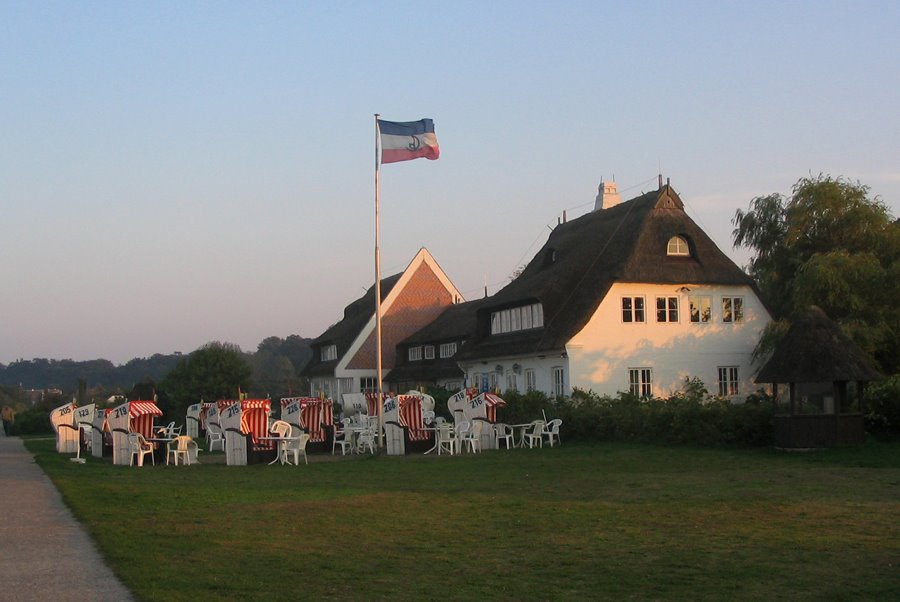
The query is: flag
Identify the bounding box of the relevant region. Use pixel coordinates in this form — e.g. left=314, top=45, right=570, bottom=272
left=379, top=118, right=440, bottom=164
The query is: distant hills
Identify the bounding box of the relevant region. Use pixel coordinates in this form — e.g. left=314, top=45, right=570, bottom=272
left=0, top=335, right=313, bottom=394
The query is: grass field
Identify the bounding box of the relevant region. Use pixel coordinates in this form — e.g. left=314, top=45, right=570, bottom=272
left=27, top=439, right=900, bottom=601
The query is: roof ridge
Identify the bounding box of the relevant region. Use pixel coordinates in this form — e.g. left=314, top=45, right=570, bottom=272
left=536, top=194, right=648, bottom=348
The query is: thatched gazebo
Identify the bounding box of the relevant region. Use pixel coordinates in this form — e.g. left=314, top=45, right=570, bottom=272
left=756, top=306, right=882, bottom=448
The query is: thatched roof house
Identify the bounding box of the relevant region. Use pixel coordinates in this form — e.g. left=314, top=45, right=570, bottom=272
left=455, top=182, right=759, bottom=362
left=448, top=180, right=771, bottom=399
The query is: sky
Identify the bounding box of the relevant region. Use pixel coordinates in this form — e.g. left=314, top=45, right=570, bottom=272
left=2, top=1, right=898, bottom=366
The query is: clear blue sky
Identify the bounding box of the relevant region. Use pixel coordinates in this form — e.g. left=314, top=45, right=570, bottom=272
left=2, top=1, right=898, bottom=365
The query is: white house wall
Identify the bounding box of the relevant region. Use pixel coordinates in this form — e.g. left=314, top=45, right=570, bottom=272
left=460, top=354, right=567, bottom=398
left=566, top=283, right=770, bottom=400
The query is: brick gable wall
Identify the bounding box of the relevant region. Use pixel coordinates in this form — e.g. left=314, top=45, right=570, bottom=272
left=346, top=262, right=453, bottom=370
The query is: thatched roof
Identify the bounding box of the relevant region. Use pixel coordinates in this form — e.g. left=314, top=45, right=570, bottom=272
left=755, top=306, right=882, bottom=383
left=456, top=183, right=757, bottom=361
left=302, top=273, right=401, bottom=377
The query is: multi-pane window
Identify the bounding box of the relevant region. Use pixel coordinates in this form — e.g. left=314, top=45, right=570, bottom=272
left=552, top=367, right=565, bottom=397
left=320, top=344, right=337, bottom=361
left=439, top=342, right=457, bottom=358
left=667, top=235, right=690, bottom=256
left=506, top=371, right=517, bottom=392
left=689, top=295, right=712, bottom=323
left=722, top=297, right=744, bottom=323
left=622, top=297, right=645, bottom=322
left=718, top=366, right=739, bottom=397
left=424, top=345, right=435, bottom=360
left=628, top=368, right=653, bottom=397
left=489, top=372, right=498, bottom=392
left=490, top=303, right=544, bottom=334
left=656, top=296, right=679, bottom=322
left=525, top=369, right=536, bottom=392
left=408, top=346, right=423, bottom=361
left=359, top=377, right=378, bottom=393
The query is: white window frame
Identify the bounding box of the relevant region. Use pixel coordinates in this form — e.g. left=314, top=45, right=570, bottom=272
left=718, top=366, right=739, bottom=397
left=722, top=296, right=744, bottom=323
left=667, top=235, right=690, bottom=256
left=524, top=369, right=536, bottom=392
left=408, top=346, right=423, bottom=361
left=656, top=296, right=679, bottom=323
left=320, top=344, right=337, bottom=361
left=424, top=345, right=435, bottom=360
left=506, top=371, right=517, bottom=392
left=689, top=295, right=712, bottom=323
left=629, top=368, right=653, bottom=398
left=622, top=296, right=645, bottom=323
left=552, top=367, right=565, bottom=397
left=439, top=342, right=457, bottom=358
left=490, top=303, right=545, bottom=334
left=359, top=377, right=378, bottom=394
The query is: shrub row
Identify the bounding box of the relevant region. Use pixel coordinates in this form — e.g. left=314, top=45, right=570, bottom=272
left=498, top=385, right=776, bottom=447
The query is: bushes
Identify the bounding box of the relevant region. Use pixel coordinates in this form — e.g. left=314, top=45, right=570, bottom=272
left=865, top=374, right=900, bottom=439
left=495, top=379, right=776, bottom=447
left=9, top=408, right=54, bottom=436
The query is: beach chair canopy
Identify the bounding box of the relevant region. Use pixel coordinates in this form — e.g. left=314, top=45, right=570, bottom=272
left=397, top=394, right=432, bottom=442
left=290, top=397, right=334, bottom=443
left=364, top=393, right=385, bottom=418
left=218, top=399, right=271, bottom=444
left=74, top=403, right=96, bottom=426
left=128, top=401, right=164, bottom=439
left=49, top=402, right=74, bottom=432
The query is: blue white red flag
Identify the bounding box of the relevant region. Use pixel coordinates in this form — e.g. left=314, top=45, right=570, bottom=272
left=379, top=118, right=440, bottom=164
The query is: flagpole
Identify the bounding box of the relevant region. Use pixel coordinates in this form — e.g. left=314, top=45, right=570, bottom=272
left=374, top=113, right=384, bottom=450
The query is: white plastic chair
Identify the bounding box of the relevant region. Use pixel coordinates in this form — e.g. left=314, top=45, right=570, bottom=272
left=524, top=420, right=546, bottom=449
left=167, top=435, right=199, bottom=466
left=494, top=423, right=514, bottom=450
left=543, top=419, right=562, bottom=447
left=128, top=433, right=154, bottom=467
left=282, top=426, right=310, bottom=465
left=157, top=421, right=176, bottom=438
left=332, top=418, right=354, bottom=456
left=206, top=421, right=225, bottom=452
left=356, top=426, right=377, bottom=454
left=437, top=422, right=457, bottom=455
left=269, top=421, right=292, bottom=465
left=459, top=420, right=481, bottom=453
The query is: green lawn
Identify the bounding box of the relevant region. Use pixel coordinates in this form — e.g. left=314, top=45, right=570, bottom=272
left=27, top=439, right=900, bottom=601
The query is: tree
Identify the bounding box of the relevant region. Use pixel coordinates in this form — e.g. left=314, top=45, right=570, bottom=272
left=733, top=174, right=899, bottom=373
left=159, top=342, right=253, bottom=419
left=248, top=350, right=299, bottom=398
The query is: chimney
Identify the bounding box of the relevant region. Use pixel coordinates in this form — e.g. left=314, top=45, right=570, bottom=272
left=594, top=179, right=621, bottom=211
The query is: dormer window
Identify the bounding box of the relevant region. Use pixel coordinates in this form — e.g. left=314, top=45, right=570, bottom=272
left=490, top=303, right=544, bottom=334
left=667, top=235, right=690, bottom=256
left=321, top=344, right=337, bottom=361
